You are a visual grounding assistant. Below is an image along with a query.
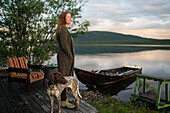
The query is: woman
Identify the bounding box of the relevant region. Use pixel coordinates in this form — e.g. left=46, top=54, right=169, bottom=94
left=55, top=12, right=75, bottom=109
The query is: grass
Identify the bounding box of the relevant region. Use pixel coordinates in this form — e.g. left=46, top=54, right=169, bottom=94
left=138, top=79, right=157, bottom=93
left=90, top=97, right=163, bottom=113
left=89, top=81, right=168, bottom=113
left=80, top=82, right=170, bottom=113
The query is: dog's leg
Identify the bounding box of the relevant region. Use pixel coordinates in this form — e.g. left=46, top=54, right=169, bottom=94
left=72, top=88, right=80, bottom=111
left=56, top=94, right=61, bottom=113
left=75, top=94, right=80, bottom=111
left=49, top=95, right=54, bottom=113
left=75, top=88, right=80, bottom=111
left=76, top=80, right=80, bottom=110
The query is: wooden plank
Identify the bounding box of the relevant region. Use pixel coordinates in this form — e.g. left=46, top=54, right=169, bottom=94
left=29, top=82, right=51, bottom=113
left=0, top=82, right=8, bottom=113
left=80, top=100, right=98, bottom=113
left=0, top=97, right=8, bottom=113
left=3, top=80, right=30, bottom=113
left=0, top=77, right=99, bottom=113
left=2, top=78, right=24, bottom=113
left=140, top=92, right=157, bottom=101
left=135, top=74, right=170, bottom=81
left=0, top=81, right=15, bottom=113
left=78, top=101, right=91, bottom=113
left=67, top=92, right=98, bottom=113
left=12, top=82, right=43, bottom=113
left=17, top=99, right=30, bottom=113
left=2, top=82, right=23, bottom=113
left=0, top=67, right=8, bottom=77
left=19, top=83, right=46, bottom=113
left=0, top=67, right=8, bottom=70
left=9, top=83, right=31, bottom=113
left=8, top=81, right=33, bottom=113
left=28, top=92, right=46, bottom=113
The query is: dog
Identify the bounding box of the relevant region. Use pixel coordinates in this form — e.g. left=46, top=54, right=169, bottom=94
left=47, top=71, right=81, bottom=113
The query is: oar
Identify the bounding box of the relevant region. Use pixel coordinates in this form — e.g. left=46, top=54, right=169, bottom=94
left=96, top=67, right=107, bottom=73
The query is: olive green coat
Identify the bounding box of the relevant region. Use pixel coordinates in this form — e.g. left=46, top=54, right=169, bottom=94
left=57, top=25, right=75, bottom=76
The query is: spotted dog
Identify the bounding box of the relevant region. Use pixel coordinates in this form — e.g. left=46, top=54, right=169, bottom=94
left=47, top=71, right=81, bottom=113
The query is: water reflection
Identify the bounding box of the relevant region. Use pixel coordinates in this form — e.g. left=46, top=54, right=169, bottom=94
left=75, top=50, right=170, bottom=78
left=75, top=44, right=170, bottom=54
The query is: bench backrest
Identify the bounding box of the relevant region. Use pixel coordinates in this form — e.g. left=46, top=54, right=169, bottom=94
left=7, top=57, right=28, bottom=76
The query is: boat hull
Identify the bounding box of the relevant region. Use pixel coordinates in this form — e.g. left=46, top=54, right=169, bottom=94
left=75, top=66, right=142, bottom=87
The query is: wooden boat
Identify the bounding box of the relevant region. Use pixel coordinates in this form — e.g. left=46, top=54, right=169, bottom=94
left=75, top=65, right=142, bottom=87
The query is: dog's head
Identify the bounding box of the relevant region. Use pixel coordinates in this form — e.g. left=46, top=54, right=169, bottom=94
left=48, top=71, right=68, bottom=86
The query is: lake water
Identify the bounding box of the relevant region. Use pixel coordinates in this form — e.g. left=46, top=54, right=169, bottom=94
left=48, top=44, right=170, bottom=101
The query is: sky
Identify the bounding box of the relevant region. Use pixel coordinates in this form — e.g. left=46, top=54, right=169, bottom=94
left=80, top=0, right=170, bottom=39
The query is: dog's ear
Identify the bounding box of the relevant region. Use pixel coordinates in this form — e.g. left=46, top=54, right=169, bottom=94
left=54, top=71, right=62, bottom=76
left=49, top=71, right=68, bottom=85
left=60, top=73, right=64, bottom=76
left=58, top=73, right=68, bottom=84
left=48, top=72, right=55, bottom=85
left=58, top=76, right=68, bottom=84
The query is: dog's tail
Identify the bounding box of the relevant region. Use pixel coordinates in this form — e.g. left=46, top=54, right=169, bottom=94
left=77, top=85, right=82, bottom=99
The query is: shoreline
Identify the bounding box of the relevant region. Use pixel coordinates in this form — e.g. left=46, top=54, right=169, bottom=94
left=75, top=43, right=170, bottom=47
left=79, top=89, right=170, bottom=113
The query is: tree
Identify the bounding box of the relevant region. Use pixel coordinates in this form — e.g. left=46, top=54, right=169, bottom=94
left=0, top=0, right=90, bottom=65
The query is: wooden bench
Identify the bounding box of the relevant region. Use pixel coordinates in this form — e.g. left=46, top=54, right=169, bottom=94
left=0, top=67, right=8, bottom=77
left=131, top=74, right=170, bottom=109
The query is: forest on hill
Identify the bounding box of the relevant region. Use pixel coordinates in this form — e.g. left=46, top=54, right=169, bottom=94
left=74, top=31, right=170, bottom=45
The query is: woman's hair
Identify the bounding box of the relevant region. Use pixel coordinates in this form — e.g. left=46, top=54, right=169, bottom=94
left=55, top=12, right=69, bottom=41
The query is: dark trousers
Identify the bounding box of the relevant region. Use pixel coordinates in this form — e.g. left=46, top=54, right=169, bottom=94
left=61, top=88, right=67, bottom=101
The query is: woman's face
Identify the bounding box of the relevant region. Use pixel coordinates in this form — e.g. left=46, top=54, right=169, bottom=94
left=65, top=13, right=72, bottom=26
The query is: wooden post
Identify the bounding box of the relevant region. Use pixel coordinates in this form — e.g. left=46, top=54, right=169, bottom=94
left=132, top=74, right=170, bottom=109
left=43, top=78, right=45, bottom=87
left=165, top=83, right=169, bottom=102
left=143, top=78, right=147, bottom=93
left=134, top=77, right=139, bottom=96
left=156, top=81, right=162, bottom=109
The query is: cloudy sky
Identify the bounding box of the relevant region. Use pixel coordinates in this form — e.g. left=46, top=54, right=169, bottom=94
left=81, top=0, right=170, bottom=39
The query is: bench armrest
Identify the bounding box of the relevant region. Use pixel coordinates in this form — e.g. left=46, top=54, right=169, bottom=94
left=28, top=64, right=45, bottom=70
left=8, top=67, right=30, bottom=74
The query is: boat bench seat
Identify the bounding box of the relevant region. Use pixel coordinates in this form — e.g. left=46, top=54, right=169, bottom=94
left=118, top=70, right=133, bottom=76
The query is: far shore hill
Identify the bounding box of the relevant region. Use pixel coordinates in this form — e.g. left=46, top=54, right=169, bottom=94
left=73, top=31, right=170, bottom=45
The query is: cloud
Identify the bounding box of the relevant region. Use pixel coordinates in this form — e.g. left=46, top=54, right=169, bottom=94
left=137, top=0, right=170, bottom=15
left=112, top=28, right=170, bottom=39
left=81, top=0, right=170, bottom=39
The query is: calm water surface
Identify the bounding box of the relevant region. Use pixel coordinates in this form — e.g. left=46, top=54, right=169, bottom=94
left=75, top=49, right=170, bottom=101
left=48, top=45, right=170, bottom=101
left=75, top=50, right=170, bottom=77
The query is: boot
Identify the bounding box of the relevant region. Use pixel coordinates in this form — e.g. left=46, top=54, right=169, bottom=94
left=61, top=99, right=75, bottom=109
left=66, top=88, right=74, bottom=103
left=67, top=97, right=74, bottom=103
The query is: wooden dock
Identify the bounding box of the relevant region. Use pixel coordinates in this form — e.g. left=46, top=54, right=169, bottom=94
left=0, top=77, right=99, bottom=113
left=131, top=74, right=170, bottom=109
